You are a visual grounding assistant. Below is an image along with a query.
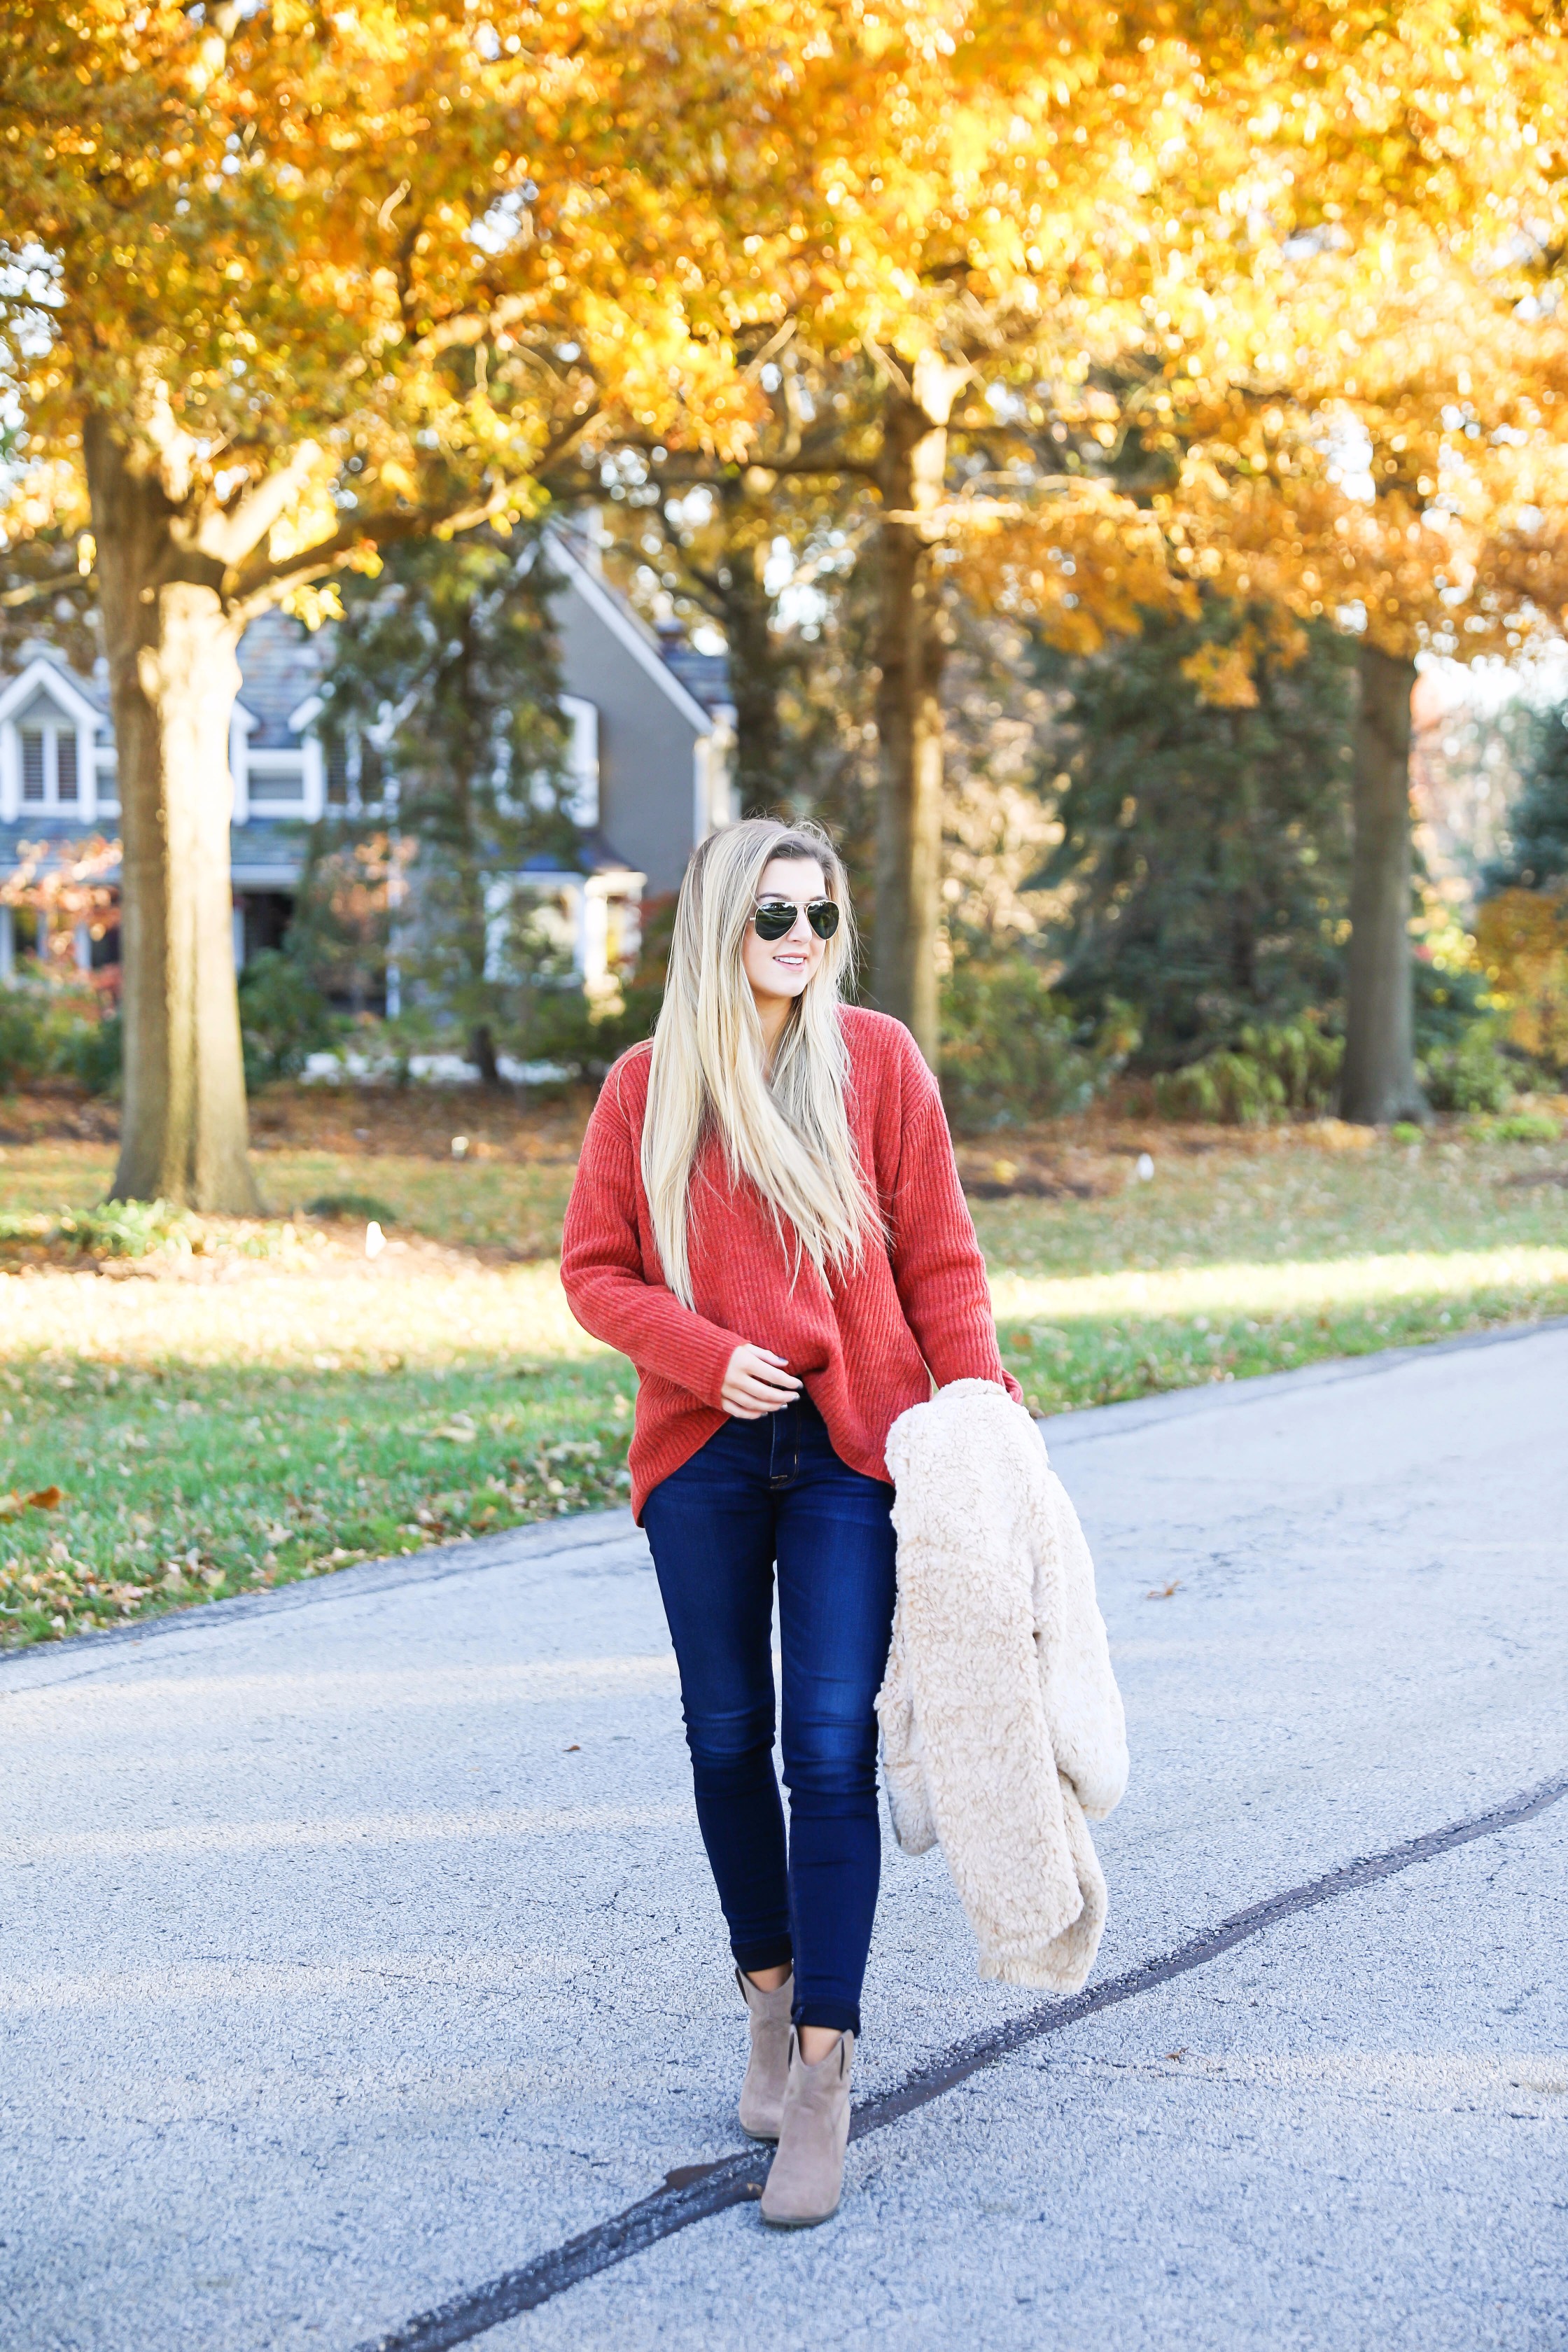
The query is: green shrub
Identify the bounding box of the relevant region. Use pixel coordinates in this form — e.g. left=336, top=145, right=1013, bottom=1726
left=0, top=987, right=51, bottom=1088
left=1155, top=1015, right=1343, bottom=1125
left=55, top=1199, right=193, bottom=1258
left=238, top=950, right=337, bottom=1086
left=1417, top=1021, right=1518, bottom=1114
left=1464, top=1108, right=1561, bottom=1143
left=0, top=979, right=121, bottom=1093
left=306, top=1191, right=398, bottom=1224
left=939, top=962, right=1135, bottom=1134
left=0, top=980, right=71, bottom=1088
left=58, top=1008, right=122, bottom=1096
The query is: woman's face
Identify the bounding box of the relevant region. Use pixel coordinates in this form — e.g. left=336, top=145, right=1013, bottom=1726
left=741, top=855, right=830, bottom=1012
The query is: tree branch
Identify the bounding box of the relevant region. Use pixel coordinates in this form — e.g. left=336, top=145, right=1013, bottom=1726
left=862, top=335, right=912, bottom=400
left=0, top=566, right=91, bottom=610
left=229, top=404, right=598, bottom=618
left=187, top=441, right=323, bottom=568
left=227, top=499, right=484, bottom=621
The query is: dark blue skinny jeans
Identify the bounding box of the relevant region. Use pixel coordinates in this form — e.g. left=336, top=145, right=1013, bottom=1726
left=640, top=1392, right=897, bottom=2036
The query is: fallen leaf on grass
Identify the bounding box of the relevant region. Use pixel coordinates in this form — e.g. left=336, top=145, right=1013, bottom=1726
left=2, top=1486, right=66, bottom=1516
left=1146, top=1578, right=1180, bottom=1600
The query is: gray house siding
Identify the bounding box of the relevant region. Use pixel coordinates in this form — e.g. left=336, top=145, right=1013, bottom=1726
left=546, top=536, right=733, bottom=896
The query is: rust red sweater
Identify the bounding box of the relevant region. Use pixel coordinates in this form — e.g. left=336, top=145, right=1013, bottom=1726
left=559, top=1007, right=1020, bottom=1519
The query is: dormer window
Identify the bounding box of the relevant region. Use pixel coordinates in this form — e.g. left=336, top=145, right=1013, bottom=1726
left=1, top=668, right=99, bottom=825
left=20, top=719, right=79, bottom=806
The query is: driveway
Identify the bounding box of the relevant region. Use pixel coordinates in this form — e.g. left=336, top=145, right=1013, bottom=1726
left=4, top=1324, right=1565, bottom=2352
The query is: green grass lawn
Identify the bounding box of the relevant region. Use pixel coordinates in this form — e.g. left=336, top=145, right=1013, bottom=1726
left=1, top=1351, right=633, bottom=1647
left=1, top=1113, right=1564, bottom=1650
left=973, top=1126, right=1568, bottom=1410
left=0, top=1140, right=577, bottom=1256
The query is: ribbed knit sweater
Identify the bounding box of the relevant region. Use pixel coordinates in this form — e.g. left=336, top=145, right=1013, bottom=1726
left=559, top=1006, right=1020, bottom=1519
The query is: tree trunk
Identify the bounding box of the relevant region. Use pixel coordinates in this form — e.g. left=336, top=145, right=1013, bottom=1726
left=471, top=1021, right=502, bottom=1088
left=85, top=416, right=260, bottom=1211
left=1341, top=643, right=1422, bottom=1125
left=872, top=354, right=966, bottom=1064
left=724, top=528, right=787, bottom=818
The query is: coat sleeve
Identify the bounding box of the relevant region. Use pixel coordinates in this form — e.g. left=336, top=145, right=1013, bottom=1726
left=1032, top=1462, right=1128, bottom=1821
left=560, top=1065, right=748, bottom=1410
left=885, top=1035, right=1024, bottom=1401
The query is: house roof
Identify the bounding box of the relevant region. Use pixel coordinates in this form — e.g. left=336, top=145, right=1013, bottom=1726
left=543, top=526, right=729, bottom=735
left=1, top=556, right=731, bottom=750
left=519, top=827, right=645, bottom=881
left=0, top=648, right=111, bottom=732
left=233, top=608, right=328, bottom=748
left=0, top=819, right=118, bottom=872
left=655, top=631, right=733, bottom=718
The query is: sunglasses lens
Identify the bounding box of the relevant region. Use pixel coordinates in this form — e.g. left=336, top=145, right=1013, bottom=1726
left=753, top=898, right=839, bottom=942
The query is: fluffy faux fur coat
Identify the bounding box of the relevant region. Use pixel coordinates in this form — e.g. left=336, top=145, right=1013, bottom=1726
left=876, top=1380, right=1128, bottom=1990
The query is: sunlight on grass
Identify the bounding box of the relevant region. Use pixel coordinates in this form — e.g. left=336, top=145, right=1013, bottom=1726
left=992, top=1244, right=1568, bottom=1324
left=0, top=1256, right=604, bottom=1371
left=0, top=1259, right=624, bottom=1650
left=2, top=1119, right=1564, bottom=1651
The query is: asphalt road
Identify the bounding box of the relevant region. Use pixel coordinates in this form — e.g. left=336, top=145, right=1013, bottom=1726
left=3, top=1324, right=1565, bottom=2352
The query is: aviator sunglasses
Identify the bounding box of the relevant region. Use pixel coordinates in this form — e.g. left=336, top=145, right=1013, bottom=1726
left=751, top=895, right=841, bottom=944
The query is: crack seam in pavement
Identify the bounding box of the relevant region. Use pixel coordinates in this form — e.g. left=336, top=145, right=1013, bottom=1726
left=352, top=1765, right=1568, bottom=2352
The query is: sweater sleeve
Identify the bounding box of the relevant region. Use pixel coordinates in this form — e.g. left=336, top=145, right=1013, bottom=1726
left=560, top=1066, right=748, bottom=1409
left=886, top=1036, right=1024, bottom=1402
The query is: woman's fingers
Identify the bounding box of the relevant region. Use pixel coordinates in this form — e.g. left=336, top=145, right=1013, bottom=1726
left=725, top=1380, right=788, bottom=1413
left=720, top=1343, right=803, bottom=1417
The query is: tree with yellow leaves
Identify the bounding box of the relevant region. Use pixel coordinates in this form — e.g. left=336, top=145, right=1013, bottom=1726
left=951, top=47, right=1568, bottom=1113
left=6, top=0, right=1565, bottom=1166
left=594, top=0, right=1567, bottom=1063
left=0, top=0, right=776, bottom=1205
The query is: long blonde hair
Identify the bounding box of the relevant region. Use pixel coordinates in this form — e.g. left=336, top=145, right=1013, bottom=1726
left=641, top=816, right=877, bottom=1306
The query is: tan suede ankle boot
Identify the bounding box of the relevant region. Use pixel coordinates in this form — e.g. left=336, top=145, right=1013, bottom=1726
left=759, top=2029, right=855, bottom=2228
left=736, top=1967, right=794, bottom=2141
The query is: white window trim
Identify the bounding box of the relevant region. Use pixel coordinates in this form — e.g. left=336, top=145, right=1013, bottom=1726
left=0, top=659, right=102, bottom=824
left=230, top=704, right=258, bottom=825
left=514, top=864, right=646, bottom=986
left=559, top=694, right=600, bottom=827
left=230, top=696, right=326, bottom=822
left=93, top=740, right=120, bottom=816
left=692, top=700, right=738, bottom=839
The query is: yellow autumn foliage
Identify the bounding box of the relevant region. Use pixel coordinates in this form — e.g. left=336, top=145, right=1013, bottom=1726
left=1475, top=888, right=1568, bottom=1070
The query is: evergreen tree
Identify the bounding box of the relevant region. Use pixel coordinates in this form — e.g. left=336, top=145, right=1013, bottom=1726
left=1034, top=601, right=1355, bottom=1068
left=1485, top=702, right=1568, bottom=894
left=306, top=531, right=571, bottom=1083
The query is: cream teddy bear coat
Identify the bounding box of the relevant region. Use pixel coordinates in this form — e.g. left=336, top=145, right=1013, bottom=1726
left=876, top=1379, right=1128, bottom=1990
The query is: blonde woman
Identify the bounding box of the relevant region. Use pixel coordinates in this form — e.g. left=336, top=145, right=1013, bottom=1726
left=561, top=817, right=1018, bottom=2227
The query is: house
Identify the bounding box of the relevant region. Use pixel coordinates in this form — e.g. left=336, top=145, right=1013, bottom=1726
left=0, top=524, right=734, bottom=993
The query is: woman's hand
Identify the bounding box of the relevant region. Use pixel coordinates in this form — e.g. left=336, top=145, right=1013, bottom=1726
left=720, top=1345, right=802, bottom=1420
